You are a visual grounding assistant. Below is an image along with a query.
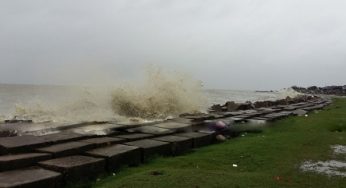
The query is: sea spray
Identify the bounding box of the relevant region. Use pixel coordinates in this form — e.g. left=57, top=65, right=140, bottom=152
left=111, top=67, right=206, bottom=119
left=4, top=68, right=206, bottom=123
left=9, top=87, right=116, bottom=123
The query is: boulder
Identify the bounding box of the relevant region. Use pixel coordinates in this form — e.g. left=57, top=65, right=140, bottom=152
left=292, top=109, right=307, bottom=116
left=225, top=101, right=239, bottom=111
left=236, top=102, right=254, bottom=110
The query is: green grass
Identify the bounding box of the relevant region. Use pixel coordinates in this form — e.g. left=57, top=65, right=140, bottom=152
left=86, top=98, right=346, bottom=188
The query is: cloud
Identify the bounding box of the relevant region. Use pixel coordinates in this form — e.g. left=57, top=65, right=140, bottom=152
left=0, top=0, right=345, bottom=89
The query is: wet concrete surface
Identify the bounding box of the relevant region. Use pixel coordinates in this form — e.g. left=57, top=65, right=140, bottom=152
left=175, top=132, right=214, bottom=148
left=124, top=139, right=171, bottom=162
left=79, top=137, right=124, bottom=147
left=39, top=155, right=105, bottom=183
left=0, top=166, right=62, bottom=188
left=153, top=135, right=193, bottom=155
left=36, top=142, right=94, bottom=158
left=0, top=153, right=51, bottom=172
left=86, top=144, right=141, bottom=171
left=116, top=133, right=155, bottom=141
left=126, top=126, right=174, bottom=135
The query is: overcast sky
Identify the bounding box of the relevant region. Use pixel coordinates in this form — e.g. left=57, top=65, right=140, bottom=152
left=1, top=0, right=345, bottom=90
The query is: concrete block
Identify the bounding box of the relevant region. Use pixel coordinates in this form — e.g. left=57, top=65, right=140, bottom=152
left=0, top=135, right=48, bottom=154
left=79, top=137, right=124, bottom=147
left=36, top=142, right=94, bottom=157
left=153, top=135, right=192, bottom=155
left=153, top=122, right=191, bottom=132
left=175, top=132, right=214, bottom=148
left=124, top=139, right=171, bottom=162
left=0, top=153, right=51, bottom=172
left=39, top=155, right=105, bottom=183
left=127, top=126, right=174, bottom=135
left=38, top=132, right=90, bottom=144
left=71, top=124, right=124, bottom=136
left=0, top=166, right=62, bottom=188
left=115, top=133, right=154, bottom=141
left=86, top=144, right=141, bottom=171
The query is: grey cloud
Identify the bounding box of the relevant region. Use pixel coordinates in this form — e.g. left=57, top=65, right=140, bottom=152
left=0, top=0, right=345, bottom=89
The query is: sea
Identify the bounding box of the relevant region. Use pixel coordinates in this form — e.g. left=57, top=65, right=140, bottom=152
left=0, top=83, right=299, bottom=124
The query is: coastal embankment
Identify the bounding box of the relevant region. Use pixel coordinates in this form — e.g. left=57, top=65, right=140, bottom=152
left=0, top=94, right=332, bottom=187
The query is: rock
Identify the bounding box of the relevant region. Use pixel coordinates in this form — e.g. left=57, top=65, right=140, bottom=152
left=0, top=130, right=17, bottom=137
left=292, top=109, right=307, bottom=116
left=254, top=101, right=270, bottom=108
left=216, top=135, right=226, bottom=142
left=225, top=101, right=239, bottom=111
left=236, top=102, right=254, bottom=110
left=4, top=119, right=33, bottom=124
left=210, top=104, right=223, bottom=112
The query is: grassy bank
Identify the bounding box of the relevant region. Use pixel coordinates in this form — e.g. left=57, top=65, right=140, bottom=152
left=88, top=98, right=346, bottom=188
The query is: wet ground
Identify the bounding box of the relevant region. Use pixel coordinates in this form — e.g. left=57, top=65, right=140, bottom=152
left=300, top=145, right=346, bottom=177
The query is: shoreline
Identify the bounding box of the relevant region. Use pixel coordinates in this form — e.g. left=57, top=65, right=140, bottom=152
left=0, top=95, right=335, bottom=187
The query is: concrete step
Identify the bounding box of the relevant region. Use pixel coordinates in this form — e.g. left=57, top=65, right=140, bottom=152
left=115, top=133, right=155, bottom=141
left=0, top=132, right=92, bottom=154
left=0, top=135, right=49, bottom=154
left=0, top=153, right=51, bottom=172
left=167, top=118, right=201, bottom=125
left=175, top=132, right=214, bottom=148
left=152, top=135, right=192, bottom=155
left=38, top=132, right=91, bottom=144
left=36, top=142, right=95, bottom=157
left=126, top=126, right=175, bottom=135
left=152, top=122, right=192, bottom=132
left=86, top=144, right=141, bottom=171
left=0, top=166, right=62, bottom=188
left=79, top=137, right=125, bottom=147
left=124, top=139, right=171, bottom=162
left=303, top=104, right=325, bottom=111
left=71, top=123, right=124, bottom=136
left=180, top=114, right=215, bottom=121
left=39, top=155, right=105, bottom=184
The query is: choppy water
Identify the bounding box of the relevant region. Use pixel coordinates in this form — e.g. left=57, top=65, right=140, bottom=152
left=0, top=83, right=298, bottom=123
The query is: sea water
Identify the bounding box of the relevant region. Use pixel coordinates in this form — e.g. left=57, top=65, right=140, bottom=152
left=0, top=83, right=298, bottom=123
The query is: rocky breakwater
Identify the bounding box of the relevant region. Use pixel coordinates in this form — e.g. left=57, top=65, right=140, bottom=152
left=292, top=85, right=346, bottom=96
left=209, top=95, right=316, bottom=112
